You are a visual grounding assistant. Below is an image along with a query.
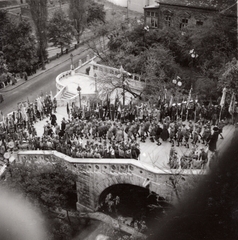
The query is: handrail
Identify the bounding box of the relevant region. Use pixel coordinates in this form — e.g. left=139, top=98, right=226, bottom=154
left=56, top=70, right=72, bottom=91
left=17, top=150, right=207, bottom=176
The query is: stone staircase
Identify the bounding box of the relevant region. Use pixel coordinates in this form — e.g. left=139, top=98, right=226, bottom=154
left=61, top=90, right=77, bottom=100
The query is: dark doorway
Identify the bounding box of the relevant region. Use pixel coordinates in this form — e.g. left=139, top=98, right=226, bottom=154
left=98, top=184, right=173, bottom=233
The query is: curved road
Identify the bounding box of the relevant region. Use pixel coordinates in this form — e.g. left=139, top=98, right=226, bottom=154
left=0, top=47, right=91, bottom=115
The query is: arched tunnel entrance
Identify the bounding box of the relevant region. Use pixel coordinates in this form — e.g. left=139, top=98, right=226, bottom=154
left=98, top=184, right=173, bottom=232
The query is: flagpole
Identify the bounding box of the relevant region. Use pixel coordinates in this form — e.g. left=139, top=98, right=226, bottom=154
left=219, top=87, right=227, bottom=122
left=219, top=107, right=222, bottom=122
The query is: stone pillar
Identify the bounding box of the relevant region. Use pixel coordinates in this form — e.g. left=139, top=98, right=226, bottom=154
left=87, top=54, right=90, bottom=61
left=79, top=59, right=82, bottom=67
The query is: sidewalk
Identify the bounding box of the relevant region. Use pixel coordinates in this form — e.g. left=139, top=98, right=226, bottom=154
left=0, top=43, right=93, bottom=93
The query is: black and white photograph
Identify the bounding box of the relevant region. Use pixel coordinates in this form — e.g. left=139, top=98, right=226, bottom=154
left=0, top=0, right=237, bottom=239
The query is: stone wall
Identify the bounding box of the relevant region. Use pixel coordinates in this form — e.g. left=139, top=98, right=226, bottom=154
left=17, top=151, right=205, bottom=213
left=158, top=4, right=215, bottom=29
left=144, top=4, right=218, bottom=29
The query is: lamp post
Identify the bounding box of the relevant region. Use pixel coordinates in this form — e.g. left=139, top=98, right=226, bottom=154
left=94, top=73, right=98, bottom=93
left=172, top=76, right=182, bottom=97
left=70, top=53, right=74, bottom=70
left=77, top=85, right=81, bottom=108
left=189, top=49, right=198, bottom=67
left=143, top=25, right=149, bottom=43
left=172, top=76, right=182, bottom=119
left=119, top=66, right=126, bottom=108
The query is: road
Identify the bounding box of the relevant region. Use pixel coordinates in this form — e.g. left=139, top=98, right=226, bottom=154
left=0, top=46, right=91, bottom=115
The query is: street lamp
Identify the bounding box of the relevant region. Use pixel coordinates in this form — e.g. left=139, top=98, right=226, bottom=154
left=172, top=76, right=182, bottom=100
left=119, top=66, right=126, bottom=108
left=143, top=25, right=149, bottom=43
left=94, top=73, right=98, bottom=93
left=172, top=76, right=182, bottom=87
left=77, top=85, right=81, bottom=108
left=70, top=53, right=74, bottom=70
left=189, top=49, right=199, bottom=58
left=172, top=76, right=183, bottom=120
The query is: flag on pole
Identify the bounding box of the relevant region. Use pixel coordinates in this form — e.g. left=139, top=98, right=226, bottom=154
left=169, top=95, right=173, bottom=108
left=115, top=90, right=119, bottom=111
left=20, top=103, right=28, bottom=121
left=50, top=91, right=54, bottom=101
left=186, top=87, right=192, bottom=107
left=229, top=92, right=236, bottom=115
left=67, top=102, right=70, bottom=115
left=164, top=87, right=167, bottom=102
left=220, top=87, right=227, bottom=108
left=0, top=111, right=5, bottom=125
left=118, top=103, right=121, bottom=113
left=27, top=97, right=30, bottom=107
left=37, top=98, right=43, bottom=112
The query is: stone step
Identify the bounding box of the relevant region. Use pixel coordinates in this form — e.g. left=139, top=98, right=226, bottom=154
left=61, top=91, right=77, bottom=100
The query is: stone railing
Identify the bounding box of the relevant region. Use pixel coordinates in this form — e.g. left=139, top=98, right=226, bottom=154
left=89, top=61, right=146, bottom=92
left=54, top=85, right=79, bottom=108
left=17, top=150, right=206, bottom=179
left=56, top=53, right=96, bottom=92
left=56, top=70, right=72, bottom=92
left=74, top=54, right=97, bottom=74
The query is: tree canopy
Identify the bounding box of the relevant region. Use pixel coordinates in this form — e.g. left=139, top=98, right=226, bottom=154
left=28, top=0, right=48, bottom=70
left=48, top=9, right=75, bottom=54
left=91, top=15, right=237, bottom=103
left=2, top=161, right=77, bottom=240
left=68, top=0, right=106, bottom=43
left=87, top=0, right=106, bottom=25
left=2, top=19, right=37, bottom=73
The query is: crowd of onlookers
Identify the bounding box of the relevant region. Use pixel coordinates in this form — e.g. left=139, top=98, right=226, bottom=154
left=0, top=94, right=236, bottom=170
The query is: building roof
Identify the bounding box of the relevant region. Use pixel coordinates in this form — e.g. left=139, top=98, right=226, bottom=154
left=149, top=0, right=237, bottom=16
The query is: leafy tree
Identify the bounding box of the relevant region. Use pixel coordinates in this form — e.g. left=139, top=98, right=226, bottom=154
left=0, top=10, right=9, bottom=51
left=0, top=51, right=7, bottom=75
left=87, top=0, right=106, bottom=25
left=28, top=0, right=48, bottom=70
left=68, top=0, right=87, bottom=44
left=219, top=58, right=238, bottom=94
left=2, top=19, right=37, bottom=74
left=48, top=9, right=75, bottom=54
left=2, top=161, right=77, bottom=239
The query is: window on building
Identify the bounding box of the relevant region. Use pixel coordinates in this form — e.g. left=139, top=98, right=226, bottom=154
left=146, top=11, right=159, bottom=28
left=180, top=18, right=188, bottom=29
left=165, top=15, right=172, bottom=26
left=196, top=20, right=203, bottom=26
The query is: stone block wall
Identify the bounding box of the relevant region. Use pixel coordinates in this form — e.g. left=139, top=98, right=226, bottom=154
left=17, top=151, right=204, bottom=213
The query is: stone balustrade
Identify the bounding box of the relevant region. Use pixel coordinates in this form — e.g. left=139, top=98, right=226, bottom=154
left=89, top=61, right=146, bottom=92
left=17, top=150, right=206, bottom=211
left=17, top=150, right=205, bottom=181
left=56, top=70, right=72, bottom=92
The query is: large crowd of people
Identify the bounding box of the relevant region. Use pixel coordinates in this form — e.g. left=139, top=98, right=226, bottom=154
left=0, top=93, right=236, bottom=170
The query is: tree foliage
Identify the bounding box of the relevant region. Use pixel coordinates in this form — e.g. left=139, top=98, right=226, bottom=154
left=28, top=0, right=48, bottom=70
left=219, top=58, right=238, bottom=94
left=2, top=161, right=77, bottom=239
left=87, top=0, right=106, bottom=25
left=68, top=0, right=87, bottom=43
left=48, top=9, right=75, bottom=54
left=91, top=13, right=236, bottom=102
left=2, top=19, right=37, bottom=73
left=0, top=10, right=9, bottom=51
left=69, top=0, right=106, bottom=43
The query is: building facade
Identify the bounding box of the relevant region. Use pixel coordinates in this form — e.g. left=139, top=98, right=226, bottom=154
left=144, top=0, right=237, bottom=29
left=107, top=0, right=157, bottom=13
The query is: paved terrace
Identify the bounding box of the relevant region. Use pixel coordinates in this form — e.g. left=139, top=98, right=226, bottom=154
left=34, top=107, right=235, bottom=169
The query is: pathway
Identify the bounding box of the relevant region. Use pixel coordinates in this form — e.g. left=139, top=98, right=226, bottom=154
left=33, top=107, right=235, bottom=169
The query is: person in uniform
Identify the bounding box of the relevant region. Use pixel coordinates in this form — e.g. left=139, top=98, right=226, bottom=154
left=207, top=126, right=219, bottom=152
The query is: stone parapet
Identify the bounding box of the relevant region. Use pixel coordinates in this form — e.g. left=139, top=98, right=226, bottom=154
left=17, top=150, right=206, bottom=212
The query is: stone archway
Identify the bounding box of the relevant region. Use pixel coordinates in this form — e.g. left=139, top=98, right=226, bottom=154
left=97, top=183, right=173, bottom=231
